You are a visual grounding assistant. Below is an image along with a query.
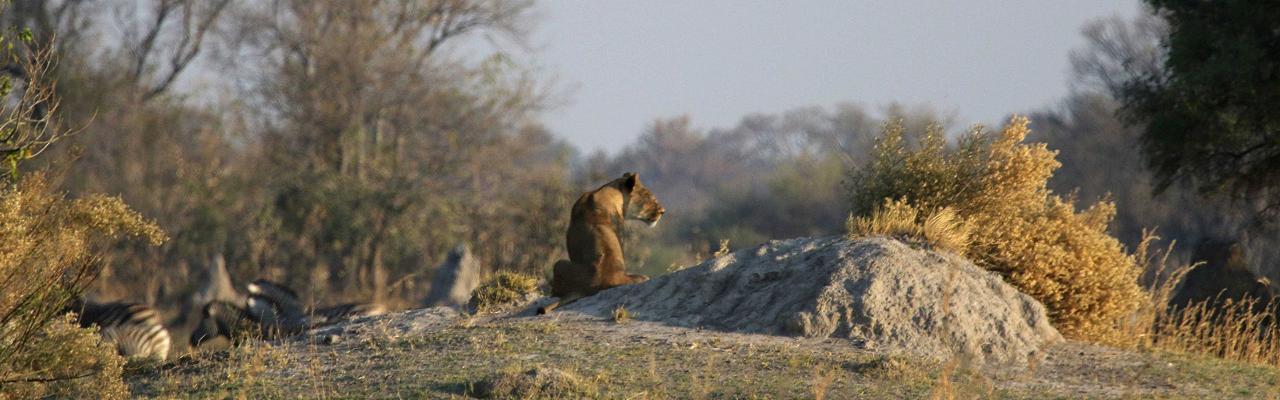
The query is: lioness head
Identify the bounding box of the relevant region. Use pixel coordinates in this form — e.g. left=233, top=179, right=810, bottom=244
left=619, top=172, right=665, bottom=227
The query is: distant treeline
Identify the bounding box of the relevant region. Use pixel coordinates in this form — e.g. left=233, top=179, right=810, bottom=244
left=2, top=1, right=1273, bottom=317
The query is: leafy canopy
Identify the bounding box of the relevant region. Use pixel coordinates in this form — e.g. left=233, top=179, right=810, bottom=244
left=1122, top=0, right=1280, bottom=220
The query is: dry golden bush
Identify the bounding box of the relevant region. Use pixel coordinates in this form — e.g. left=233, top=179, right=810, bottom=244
left=0, top=176, right=164, bottom=398
left=0, top=314, right=128, bottom=399
left=848, top=116, right=1144, bottom=340
left=848, top=198, right=971, bottom=253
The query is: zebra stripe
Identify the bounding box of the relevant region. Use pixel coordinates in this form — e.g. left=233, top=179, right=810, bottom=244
left=74, top=300, right=171, bottom=361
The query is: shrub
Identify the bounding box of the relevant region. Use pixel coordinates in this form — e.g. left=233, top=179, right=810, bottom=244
left=469, top=271, right=540, bottom=312
left=0, top=314, right=128, bottom=399
left=847, top=116, right=1144, bottom=340
left=0, top=176, right=165, bottom=398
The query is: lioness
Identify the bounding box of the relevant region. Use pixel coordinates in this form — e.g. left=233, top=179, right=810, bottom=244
left=539, top=172, right=664, bottom=313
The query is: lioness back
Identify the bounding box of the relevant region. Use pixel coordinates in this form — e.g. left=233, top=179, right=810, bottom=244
left=550, top=172, right=664, bottom=301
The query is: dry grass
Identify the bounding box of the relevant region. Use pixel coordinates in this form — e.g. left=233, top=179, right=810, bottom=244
left=125, top=313, right=1280, bottom=399
left=471, top=365, right=601, bottom=399
left=0, top=315, right=128, bottom=399
left=468, top=271, right=540, bottom=312
left=810, top=364, right=838, bottom=400
left=612, top=305, right=630, bottom=324
left=928, top=359, right=957, bottom=400
left=1119, top=231, right=1280, bottom=367
left=848, top=198, right=971, bottom=253
left=848, top=116, right=1144, bottom=340
left=713, top=239, right=732, bottom=258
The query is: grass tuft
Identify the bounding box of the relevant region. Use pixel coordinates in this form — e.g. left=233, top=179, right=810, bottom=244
left=471, top=365, right=600, bottom=399
left=469, top=271, right=540, bottom=312
left=848, top=198, right=971, bottom=253
left=612, top=305, right=630, bottom=324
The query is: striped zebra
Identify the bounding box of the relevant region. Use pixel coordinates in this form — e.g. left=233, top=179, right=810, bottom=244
left=189, top=298, right=308, bottom=348
left=190, top=280, right=383, bottom=348
left=246, top=279, right=385, bottom=324
left=190, top=300, right=253, bottom=348
left=245, top=279, right=306, bottom=320
left=68, top=299, right=171, bottom=361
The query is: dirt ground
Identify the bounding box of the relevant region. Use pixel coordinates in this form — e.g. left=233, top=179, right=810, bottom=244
left=125, top=305, right=1280, bottom=399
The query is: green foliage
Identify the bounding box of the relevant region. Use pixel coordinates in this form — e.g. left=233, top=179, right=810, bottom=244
left=1122, top=0, right=1280, bottom=219
left=848, top=117, right=1144, bottom=340
left=469, top=271, right=540, bottom=312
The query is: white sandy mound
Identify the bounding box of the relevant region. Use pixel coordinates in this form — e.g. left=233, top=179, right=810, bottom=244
left=560, top=236, right=1063, bottom=364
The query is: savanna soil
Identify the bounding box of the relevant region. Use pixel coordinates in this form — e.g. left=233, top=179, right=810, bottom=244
left=126, top=307, right=1280, bottom=399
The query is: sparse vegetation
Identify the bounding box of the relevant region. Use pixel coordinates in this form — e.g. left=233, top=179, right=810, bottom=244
left=121, top=313, right=1280, bottom=399
left=1114, top=231, right=1280, bottom=367
left=472, top=365, right=601, bottom=399
left=469, top=271, right=540, bottom=312
left=848, top=117, right=1144, bottom=340
left=612, top=305, right=630, bottom=324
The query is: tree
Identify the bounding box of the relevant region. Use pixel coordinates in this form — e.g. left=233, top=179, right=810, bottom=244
left=1122, top=0, right=1280, bottom=221
left=0, top=29, right=59, bottom=182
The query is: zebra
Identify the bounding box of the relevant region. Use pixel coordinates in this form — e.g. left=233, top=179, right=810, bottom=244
left=311, top=302, right=387, bottom=325
left=190, top=280, right=384, bottom=348
left=189, top=300, right=254, bottom=348
left=68, top=299, right=171, bottom=361
left=246, top=279, right=385, bottom=324
left=245, top=279, right=306, bottom=320
left=189, top=298, right=307, bottom=348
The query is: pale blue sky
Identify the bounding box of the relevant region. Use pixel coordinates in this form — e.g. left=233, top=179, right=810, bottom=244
left=530, top=1, right=1144, bottom=153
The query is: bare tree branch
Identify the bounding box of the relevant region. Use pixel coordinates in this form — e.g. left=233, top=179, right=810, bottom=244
left=141, top=0, right=230, bottom=101
left=119, top=0, right=230, bottom=102
left=128, top=0, right=177, bottom=85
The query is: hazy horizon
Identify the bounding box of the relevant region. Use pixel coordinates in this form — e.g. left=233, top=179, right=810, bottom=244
left=532, top=1, right=1144, bottom=153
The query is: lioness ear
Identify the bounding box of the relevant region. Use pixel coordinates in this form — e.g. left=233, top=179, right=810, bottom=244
left=621, top=172, right=638, bottom=193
